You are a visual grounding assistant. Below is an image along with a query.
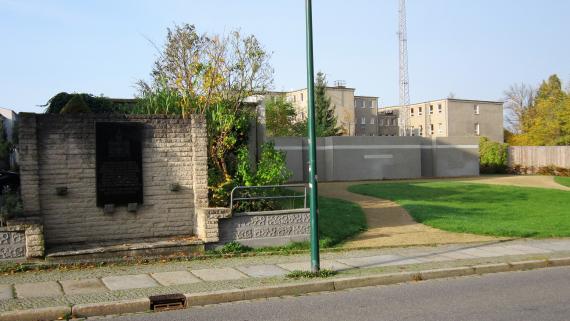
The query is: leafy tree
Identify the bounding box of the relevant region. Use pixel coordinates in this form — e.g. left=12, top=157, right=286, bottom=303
left=314, top=72, right=342, bottom=137
left=44, top=92, right=115, bottom=114
left=479, top=137, right=509, bottom=173
left=60, top=95, right=91, bottom=114
left=265, top=96, right=298, bottom=137
left=507, top=74, right=570, bottom=146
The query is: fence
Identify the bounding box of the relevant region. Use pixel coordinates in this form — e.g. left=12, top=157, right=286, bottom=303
left=508, top=146, right=570, bottom=168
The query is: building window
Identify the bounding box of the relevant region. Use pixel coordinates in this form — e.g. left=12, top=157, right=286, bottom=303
left=411, top=126, right=415, bottom=136
left=293, top=95, right=296, bottom=103
left=300, top=93, right=304, bottom=101
left=370, top=118, right=375, bottom=125
left=430, top=124, right=434, bottom=135
left=475, top=123, right=480, bottom=136
left=474, top=105, right=480, bottom=115
left=419, top=125, right=423, bottom=136
left=361, top=117, right=366, bottom=125
left=438, top=104, right=442, bottom=113
left=438, top=123, right=443, bottom=134
left=410, top=108, right=415, bottom=117
left=418, top=107, right=423, bottom=116
left=379, top=119, right=384, bottom=126
left=429, top=105, right=434, bottom=115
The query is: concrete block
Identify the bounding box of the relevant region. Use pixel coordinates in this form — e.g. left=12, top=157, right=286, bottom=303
left=150, top=271, right=202, bottom=286
left=509, top=260, right=548, bottom=270
left=190, top=268, right=248, bottom=282
left=236, top=264, right=288, bottom=278
left=60, top=278, right=108, bottom=295
left=101, top=274, right=159, bottom=291
left=0, top=306, right=70, bottom=321
left=336, top=255, right=404, bottom=268
left=546, top=257, right=570, bottom=267
left=73, top=298, right=150, bottom=318
left=185, top=289, right=244, bottom=307
left=473, top=263, right=512, bottom=274
left=333, top=272, right=417, bottom=291
left=243, top=281, right=335, bottom=300
left=278, top=260, right=352, bottom=272
left=0, top=284, right=13, bottom=300
left=420, top=267, right=476, bottom=280
left=14, top=281, right=62, bottom=298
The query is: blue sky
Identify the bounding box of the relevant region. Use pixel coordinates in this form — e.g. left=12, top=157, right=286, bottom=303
left=1, top=0, right=569, bottom=112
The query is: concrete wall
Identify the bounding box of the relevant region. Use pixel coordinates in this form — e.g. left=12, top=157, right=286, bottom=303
left=19, top=113, right=208, bottom=247
left=272, top=136, right=479, bottom=182
left=217, top=209, right=310, bottom=248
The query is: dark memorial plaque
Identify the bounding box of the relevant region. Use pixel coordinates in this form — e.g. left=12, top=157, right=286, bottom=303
left=96, top=122, right=143, bottom=207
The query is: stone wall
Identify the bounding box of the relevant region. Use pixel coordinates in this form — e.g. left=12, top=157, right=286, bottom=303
left=217, top=209, right=310, bottom=248
left=18, top=114, right=208, bottom=247
left=1, top=218, right=44, bottom=259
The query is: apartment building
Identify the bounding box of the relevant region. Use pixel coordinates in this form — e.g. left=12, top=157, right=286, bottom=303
left=383, top=98, right=504, bottom=142
left=377, top=107, right=399, bottom=136
left=283, top=82, right=380, bottom=136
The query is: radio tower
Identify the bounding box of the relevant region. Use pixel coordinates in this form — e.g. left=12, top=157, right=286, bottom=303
left=398, top=0, right=410, bottom=136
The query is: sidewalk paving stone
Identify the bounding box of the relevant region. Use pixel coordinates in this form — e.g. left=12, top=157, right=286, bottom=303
left=0, top=285, right=13, bottom=300
left=453, top=248, right=500, bottom=258
left=150, top=271, right=202, bottom=286
left=236, top=265, right=288, bottom=278
left=190, top=268, right=248, bottom=282
left=60, top=278, right=108, bottom=295
left=337, top=255, right=403, bottom=268
left=278, top=260, right=352, bottom=272
left=414, top=254, right=454, bottom=263
left=504, top=244, right=552, bottom=254
left=477, top=246, right=527, bottom=256
left=14, top=281, right=62, bottom=298
left=437, top=251, right=479, bottom=260
left=530, top=241, right=570, bottom=252
left=101, top=274, right=159, bottom=291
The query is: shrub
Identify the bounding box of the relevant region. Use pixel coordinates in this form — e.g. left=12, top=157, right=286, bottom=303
left=479, top=137, right=509, bottom=174
left=0, top=188, right=23, bottom=226
left=60, top=95, right=91, bottom=114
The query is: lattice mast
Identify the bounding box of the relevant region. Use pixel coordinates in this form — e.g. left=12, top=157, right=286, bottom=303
left=398, top=0, right=410, bottom=136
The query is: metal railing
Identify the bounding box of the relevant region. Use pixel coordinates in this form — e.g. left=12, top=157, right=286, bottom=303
left=229, top=184, right=308, bottom=212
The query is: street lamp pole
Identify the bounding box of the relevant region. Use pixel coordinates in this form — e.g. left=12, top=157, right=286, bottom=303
left=305, top=0, right=320, bottom=273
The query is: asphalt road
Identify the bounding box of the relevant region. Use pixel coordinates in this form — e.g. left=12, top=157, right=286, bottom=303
left=108, top=267, right=570, bottom=321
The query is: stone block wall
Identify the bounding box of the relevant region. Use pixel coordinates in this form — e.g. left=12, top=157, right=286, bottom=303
left=18, top=114, right=208, bottom=247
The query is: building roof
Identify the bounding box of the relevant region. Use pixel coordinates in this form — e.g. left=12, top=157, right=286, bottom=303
left=381, top=98, right=504, bottom=109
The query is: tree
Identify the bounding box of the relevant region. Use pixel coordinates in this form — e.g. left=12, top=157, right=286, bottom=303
left=503, top=83, right=535, bottom=134
left=314, top=72, right=342, bottom=137
left=60, top=95, right=91, bottom=114
left=44, top=92, right=115, bottom=114
left=140, top=24, right=273, bottom=117
left=265, top=96, right=298, bottom=137
left=507, top=74, right=570, bottom=146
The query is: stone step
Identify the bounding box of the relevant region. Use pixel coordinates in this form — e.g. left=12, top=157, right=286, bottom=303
left=45, top=237, right=204, bottom=263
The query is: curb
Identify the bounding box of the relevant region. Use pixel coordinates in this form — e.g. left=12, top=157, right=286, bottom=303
left=0, top=257, right=568, bottom=321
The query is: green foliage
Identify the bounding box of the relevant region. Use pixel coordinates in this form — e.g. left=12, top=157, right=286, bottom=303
left=286, top=269, right=337, bottom=279
left=265, top=96, right=299, bottom=137
left=508, top=74, right=570, bottom=146
left=59, top=95, right=91, bottom=114
left=133, top=77, right=183, bottom=115
left=255, top=142, right=292, bottom=186
left=44, top=92, right=115, bottom=114
left=0, top=189, right=23, bottom=226
left=315, top=72, right=342, bottom=137
left=0, top=121, right=11, bottom=169
left=479, top=137, right=509, bottom=174
left=216, top=241, right=253, bottom=254
left=349, top=181, right=570, bottom=238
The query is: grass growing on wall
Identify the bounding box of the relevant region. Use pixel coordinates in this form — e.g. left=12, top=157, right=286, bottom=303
left=554, top=176, right=570, bottom=188
left=349, top=181, right=570, bottom=238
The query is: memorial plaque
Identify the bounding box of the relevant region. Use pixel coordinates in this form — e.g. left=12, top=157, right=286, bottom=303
left=0, top=232, right=26, bottom=260
left=96, top=122, right=143, bottom=207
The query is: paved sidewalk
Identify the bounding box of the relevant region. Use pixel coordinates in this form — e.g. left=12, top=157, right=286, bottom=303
left=1, top=238, right=569, bottom=314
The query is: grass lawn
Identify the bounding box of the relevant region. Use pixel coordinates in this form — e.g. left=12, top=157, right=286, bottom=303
left=348, top=181, right=570, bottom=238
left=318, top=196, right=367, bottom=247
left=554, top=176, right=570, bottom=188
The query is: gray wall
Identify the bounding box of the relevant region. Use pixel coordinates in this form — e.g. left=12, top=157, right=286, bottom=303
left=19, top=113, right=209, bottom=247
left=272, top=136, right=479, bottom=182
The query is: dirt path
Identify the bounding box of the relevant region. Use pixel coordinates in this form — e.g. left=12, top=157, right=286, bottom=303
left=461, top=175, right=570, bottom=191
left=318, top=182, right=501, bottom=249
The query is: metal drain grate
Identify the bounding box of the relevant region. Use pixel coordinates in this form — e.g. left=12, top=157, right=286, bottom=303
left=149, top=293, right=186, bottom=312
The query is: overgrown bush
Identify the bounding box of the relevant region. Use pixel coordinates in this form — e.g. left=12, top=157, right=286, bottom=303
left=44, top=92, right=116, bottom=114
left=479, top=137, right=509, bottom=174
left=0, top=188, right=22, bottom=226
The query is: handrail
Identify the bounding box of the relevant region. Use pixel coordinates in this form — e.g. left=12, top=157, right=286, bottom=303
left=229, top=184, right=308, bottom=212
